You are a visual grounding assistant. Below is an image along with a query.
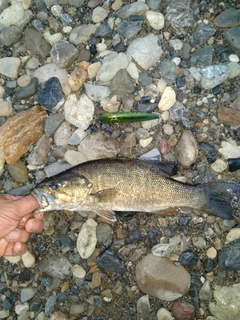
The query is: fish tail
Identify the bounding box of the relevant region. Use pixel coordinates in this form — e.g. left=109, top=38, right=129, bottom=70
left=197, top=182, right=239, bottom=220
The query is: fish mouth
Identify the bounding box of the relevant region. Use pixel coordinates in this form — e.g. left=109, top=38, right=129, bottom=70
left=33, top=189, right=55, bottom=210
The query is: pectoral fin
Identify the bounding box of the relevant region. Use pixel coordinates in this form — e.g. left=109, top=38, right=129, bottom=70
left=90, top=188, right=117, bottom=203
left=151, top=207, right=178, bottom=216
left=94, top=210, right=117, bottom=222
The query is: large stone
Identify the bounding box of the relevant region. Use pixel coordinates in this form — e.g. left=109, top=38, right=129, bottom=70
left=175, top=130, right=198, bottom=167
left=136, top=254, right=190, bottom=301
left=0, top=106, right=47, bottom=164
left=0, top=57, right=20, bottom=79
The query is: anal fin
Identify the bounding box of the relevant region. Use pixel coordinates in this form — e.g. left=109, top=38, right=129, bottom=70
left=94, top=210, right=117, bottom=222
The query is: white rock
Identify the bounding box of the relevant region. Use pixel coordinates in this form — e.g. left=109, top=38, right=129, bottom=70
left=0, top=57, right=21, bottom=79
left=88, top=62, right=101, bottom=79
left=68, top=129, right=87, bottom=145
left=227, top=62, right=240, bottom=79
left=43, top=31, right=63, bottom=46
left=141, top=113, right=161, bottom=129
left=127, top=62, right=139, bottom=81
left=157, top=308, right=173, bottom=320
left=21, top=250, right=35, bottom=268
left=0, top=2, right=24, bottom=27
left=219, top=140, right=240, bottom=159
left=64, top=150, right=86, bottom=166
left=157, top=78, right=167, bottom=93
left=84, top=82, right=110, bottom=102
left=146, top=10, right=164, bottom=30
left=64, top=94, right=94, bottom=130
left=175, top=130, right=198, bottom=166
left=140, top=148, right=161, bottom=161
left=169, top=39, right=183, bottom=51
left=163, top=124, right=173, bottom=135
left=189, top=66, right=202, bottom=82
left=201, top=65, right=230, bottom=90
left=72, top=264, right=86, bottom=279
left=69, top=24, right=97, bottom=45
left=207, top=247, right=217, bottom=259
left=127, top=34, right=163, bottom=70
left=51, top=4, right=62, bottom=17
left=172, top=57, right=181, bottom=66
left=0, top=100, right=12, bottom=116
left=4, top=255, right=21, bottom=263
left=226, top=228, right=240, bottom=244
left=96, top=42, right=107, bottom=53
left=229, top=54, right=239, bottom=63
left=139, top=137, right=153, bottom=148
left=54, top=121, right=72, bottom=146
left=92, top=6, right=108, bottom=23
left=97, top=52, right=128, bottom=83
left=77, top=218, right=97, bottom=259
left=210, top=158, right=227, bottom=173
left=15, top=304, right=29, bottom=315
left=158, top=86, right=176, bottom=111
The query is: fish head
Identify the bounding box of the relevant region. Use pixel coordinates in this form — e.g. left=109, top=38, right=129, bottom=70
left=33, top=173, right=92, bottom=211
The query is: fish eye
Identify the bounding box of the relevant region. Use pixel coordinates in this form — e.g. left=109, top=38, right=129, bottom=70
left=49, top=181, right=61, bottom=190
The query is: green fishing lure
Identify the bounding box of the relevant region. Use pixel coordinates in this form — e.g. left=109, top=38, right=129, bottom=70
left=97, top=112, right=159, bottom=123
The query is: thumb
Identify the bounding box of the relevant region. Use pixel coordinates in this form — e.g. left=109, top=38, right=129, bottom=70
left=13, top=195, right=40, bottom=217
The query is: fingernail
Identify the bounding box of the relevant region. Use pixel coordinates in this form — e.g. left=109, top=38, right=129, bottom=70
left=29, top=219, right=39, bottom=232
left=8, top=229, right=20, bottom=241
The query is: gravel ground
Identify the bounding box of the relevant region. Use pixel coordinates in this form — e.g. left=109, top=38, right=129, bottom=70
left=1, top=0, right=240, bottom=319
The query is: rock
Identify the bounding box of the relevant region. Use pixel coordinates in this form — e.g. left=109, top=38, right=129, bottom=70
left=109, top=69, right=135, bottom=95
left=84, top=83, right=110, bottom=102
left=199, top=142, right=218, bottom=164
left=92, top=6, right=108, bottom=23
left=54, top=121, right=72, bottom=146
left=38, top=256, right=72, bottom=279
left=209, top=283, right=240, bottom=320
left=190, top=45, right=214, bottom=66
left=201, top=65, right=230, bottom=89
left=159, top=60, right=177, bottom=84
left=226, top=228, right=240, bottom=244
left=119, top=132, right=136, bottom=158
left=27, top=134, right=50, bottom=166
left=158, top=86, right=176, bottom=111
left=50, top=312, right=68, bottom=320
left=0, top=100, right=12, bottom=116
left=157, top=308, right=173, bottom=320
left=116, top=21, right=143, bottom=40
left=189, top=23, right=216, bottom=46
left=165, top=0, right=197, bottom=28
left=97, top=249, right=126, bottom=274
left=77, top=218, right=97, bottom=259
left=69, top=304, right=85, bottom=315
left=218, top=139, right=240, bottom=159
left=88, top=62, right=101, bottom=79
left=36, top=77, right=64, bottom=111
left=7, top=160, right=28, bottom=183
left=72, top=265, right=86, bottom=279
left=172, top=302, right=195, bottom=319
left=199, top=280, right=212, bottom=300
left=175, top=130, right=198, bottom=166
left=64, top=94, right=94, bottom=130
left=178, top=249, right=198, bottom=266
left=146, top=10, right=164, bottom=30
left=225, top=26, right=240, bottom=55
left=137, top=295, right=151, bottom=320
left=20, top=287, right=37, bottom=302
left=210, top=159, right=227, bottom=173
left=0, top=2, right=25, bottom=27
left=115, top=2, right=149, bottom=19
left=21, top=251, right=35, bottom=268
left=16, top=77, right=39, bottom=99
left=214, top=8, right=240, bottom=28
left=50, top=40, right=79, bottom=68
left=69, top=24, right=97, bottom=45
left=228, top=62, right=240, bottom=79
left=0, top=57, right=20, bottom=79
left=67, top=67, right=87, bottom=92
left=97, top=52, right=128, bottom=83
left=45, top=295, right=57, bottom=316
left=0, top=106, right=47, bottom=164
left=68, top=129, right=87, bottom=145
left=219, top=240, right=240, bottom=270
left=218, top=105, right=240, bottom=125
left=0, top=26, right=22, bottom=46
left=189, top=67, right=202, bottom=81
left=136, top=254, right=190, bottom=301
left=127, top=34, right=163, bottom=70
left=24, top=28, right=51, bottom=58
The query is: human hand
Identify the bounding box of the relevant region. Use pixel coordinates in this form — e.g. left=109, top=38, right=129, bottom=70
left=0, top=194, right=43, bottom=257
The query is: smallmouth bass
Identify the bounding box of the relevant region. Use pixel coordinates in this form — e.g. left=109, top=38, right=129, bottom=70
left=32, top=159, right=239, bottom=222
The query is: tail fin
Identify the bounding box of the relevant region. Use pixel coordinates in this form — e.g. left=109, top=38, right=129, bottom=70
left=197, top=182, right=239, bottom=220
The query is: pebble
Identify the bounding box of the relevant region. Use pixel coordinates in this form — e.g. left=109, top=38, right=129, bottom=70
left=219, top=140, right=240, bottom=159
left=116, top=2, right=149, bottom=19
left=45, top=295, right=57, bottom=316
left=0, top=100, right=12, bottom=116
left=38, top=256, right=72, bottom=279
left=146, top=11, right=164, bottom=30
left=54, top=121, right=72, bottom=146
left=64, top=94, right=94, bottom=130
left=199, top=280, right=212, bottom=300
left=201, top=65, right=230, bottom=89
left=139, top=137, right=152, bottom=148
left=92, top=6, right=108, bottom=23
left=217, top=105, right=240, bottom=126
left=210, top=159, right=227, bottom=173
left=84, top=83, right=110, bottom=102
left=219, top=240, right=240, bottom=270
left=69, top=24, right=97, bottom=45
left=77, top=218, right=97, bottom=259
left=16, top=77, right=39, bottom=100
left=137, top=295, right=151, bottom=320
left=158, top=86, right=176, bottom=111
left=110, top=69, right=135, bottom=95
left=45, top=113, right=65, bottom=138
left=172, top=302, right=195, bottom=319
left=157, top=308, right=173, bottom=320
left=0, top=57, right=21, bottom=79
left=226, top=228, right=240, bottom=244
left=136, top=254, right=190, bottom=301
left=20, top=287, right=37, bottom=303
left=72, top=265, right=86, bottom=279
left=24, top=28, right=51, bottom=59
left=50, top=40, right=78, bottom=68
left=214, top=8, right=240, bottom=28
left=37, top=77, right=64, bottom=111
left=175, top=130, right=198, bottom=166
left=228, top=62, right=240, bottom=79
left=97, top=249, right=126, bottom=274
left=192, top=236, right=206, bottom=249
left=178, top=249, right=198, bottom=266
left=27, top=134, right=50, bottom=166
left=0, top=2, right=25, bottom=27
left=0, top=25, right=22, bottom=46
left=165, top=1, right=196, bottom=28
left=199, top=142, right=218, bottom=164
left=225, top=26, right=240, bottom=55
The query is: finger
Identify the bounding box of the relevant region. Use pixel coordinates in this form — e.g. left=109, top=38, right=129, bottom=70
left=0, top=238, right=9, bottom=257
left=33, top=212, right=44, bottom=220
left=12, top=195, right=40, bottom=218
left=18, top=214, right=33, bottom=229
left=25, top=218, right=44, bottom=233
left=4, top=242, right=27, bottom=256
left=5, top=228, right=31, bottom=243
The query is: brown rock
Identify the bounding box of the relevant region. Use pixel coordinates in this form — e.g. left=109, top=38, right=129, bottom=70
left=159, top=138, right=171, bottom=154
left=67, top=67, right=88, bottom=92
left=217, top=105, right=240, bottom=126
left=119, top=132, right=136, bottom=157
left=136, top=254, right=190, bottom=301
left=27, top=134, right=50, bottom=166
left=172, top=301, right=195, bottom=319
left=175, top=130, right=198, bottom=167
left=7, top=159, right=28, bottom=183
left=0, top=106, right=47, bottom=164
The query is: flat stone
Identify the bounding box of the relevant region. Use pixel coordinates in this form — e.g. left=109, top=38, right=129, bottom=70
left=21, top=251, right=35, bottom=268
left=27, top=134, right=50, bottom=166
left=20, top=287, right=37, bottom=303
left=214, top=8, right=240, bottom=28
left=97, top=249, right=126, bottom=274
left=67, top=67, right=87, bottom=92
left=175, top=130, right=198, bottom=166
left=0, top=100, right=12, bottom=116
left=7, top=159, right=28, bottom=183
left=201, top=65, right=230, bottom=89
left=225, top=27, right=240, bottom=55
left=226, top=228, right=240, bottom=244
left=69, top=24, right=97, bottom=45
left=77, top=218, right=97, bottom=259
left=0, top=26, right=22, bottom=46
left=0, top=2, right=24, bottom=27
left=218, top=105, right=240, bottom=125
left=146, top=10, right=164, bottom=30
left=0, top=106, right=47, bottom=164
left=24, top=28, right=51, bottom=59
left=136, top=254, right=190, bottom=301
left=157, top=308, right=173, bottom=320
left=51, top=40, right=79, bottom=68
left=115, top=2, right=149, bottom=19
left=44, top=113, right=65, bottom=137
left=158, top=86, right=176, bottom=111
left=109, top=69, right=135, bottom=95
left=92, top=6, right=108, bottom=23
left=210, top=158, right=227, bottom=173
left=38, top=256, right=72, bottom=279
left=84, top=83, right=110, bottom=102
left=15, top=77, right=39, bottom=100
left=0, top=57, right=20, bottom=79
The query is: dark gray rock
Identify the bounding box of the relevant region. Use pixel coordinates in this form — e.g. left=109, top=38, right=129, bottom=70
left=179, top=249, right=198, bottom=266
left=199, top=142, right=218, bottom=164
left=110, top=69, right=135, bottom=95
left=190, top=45, right=214, bottom=66
left=214, top=8, right=240, bottom=28
left=138, top=72, right=153, bottom=87
left=146, top=0, right=162, bottom=10
left=117, top=21, right=143, bottom=39
left=95, top=22, right=112, bottom=38
left=45, top=295, right=57, bottom=316
left=159, top=60, right=177, bottom=84
left=97, top=249, right=126, bottom=274
left=16, top=77, right=39, bottom=99
left=24, top=28, right=51, bottom=58
left=44, top=113, right=65, bottom=137
left=50, top=40, right=79, bottom=68
left=225, top=26, right=240, bottom=55
left=219, top=240, right=240, bottom=270
left=0, top=26, right=21, bottom=47
left=189, top=23, right=216, bottom=46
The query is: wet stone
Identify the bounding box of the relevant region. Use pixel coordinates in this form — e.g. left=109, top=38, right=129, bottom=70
left=0, top=26, right=22, bottom=47
left=179, top=249, right=198, bottom=266
left=97, top=249, right=126, bottom=274
left=36, top=77, right=64, bottom=111
left=15, top=77, right=39, bottom=100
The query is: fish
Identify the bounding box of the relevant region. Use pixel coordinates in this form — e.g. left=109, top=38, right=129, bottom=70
left=32, top=158, right=240, bottom=222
